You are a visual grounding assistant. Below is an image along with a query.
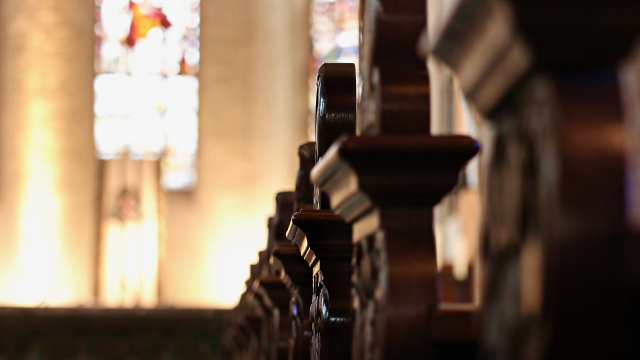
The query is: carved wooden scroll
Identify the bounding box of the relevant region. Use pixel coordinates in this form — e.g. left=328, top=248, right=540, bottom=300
left=275, top=142, right=318, bottom=360
left=227, top=191, right=310, bottom=360
left=314, top=63, right=357, bottom=210
left=284, top=62, right=358, bottom=360
left=256, top=275, right=292, bottom=360
left=272, top=154, right=316, bottom=360
left=311, top=136, right=479, bottom=359
left=240, top=293, right=269, bottom=360
left=295, top=142, right=317, bottom=212
left=305, top=0, right=481, bottom=358
left=271, top=244, right=312, bottom=360
left=234, top=195, right=295, bottom=360
left=223, top=286, right=264, bottom=359
left=429, top=1, right=640, bottom=359
left=262, top=193, right=297, bottom=360
left=287, top=210, right=353, bottom=360
left=226, top=257, right=272, bottom=360
left=223, top=257, right=267, bottom=360
left=249, top=250, right=288, bottom=360
left=358, top=0, right=430, bottom=135
left=315, top=64, right=357, bottom=163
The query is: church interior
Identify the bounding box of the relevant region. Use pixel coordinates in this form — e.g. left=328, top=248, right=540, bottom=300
left=0, top=0, right=638, bottom=359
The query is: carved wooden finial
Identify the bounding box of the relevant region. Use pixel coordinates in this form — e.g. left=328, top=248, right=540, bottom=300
left=315, top=63, right=357, bottom=162
left=358, top=0, right=430, bottom=136
left=295, top=142, right=316, bottom=211
left=307, top=1, right=481, bottom=358
left=269, top=190, right=313, bottom=360
left=267, top=192, right=295, bottom=252
left=314, top=63, right=357, bottom=210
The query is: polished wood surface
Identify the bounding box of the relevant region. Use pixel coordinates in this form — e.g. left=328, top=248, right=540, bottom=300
left=429, top=1, right=640, bottom=359
left=287, top=210, right=353, bottom=360
left=359, top=0, right=430, bottom=135
left=295, top=142, right=317, bottom=212
left=222, top=1, right=640, bottom=359
left=311, top=136, right=478, bottom=359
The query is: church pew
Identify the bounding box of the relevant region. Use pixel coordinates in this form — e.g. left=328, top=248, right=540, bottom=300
left=223, top=148, right=316, bottom=360
left=252, top=192, right=298, bottom=360
left=312, top=136, right=479, bottom=359
left=267, top=191, right=309, bottom=360
left=270, top=244, right=313, bottom=360
left=248, top=249, right=290, bottom=360
left=226, top=214, right=294, bottom=360
left=428, top=1, right=640, bottom=359
left=222, top=261, right=264, bottom=360
left=286, top=209, right=353, bottom=360
left=271, top=142, right=315, bottom=360
left=224, top=0, right=640, bottom=359
left=285, top=62, right=357, bottom=360
left=309, top=0, right=480, bottom=358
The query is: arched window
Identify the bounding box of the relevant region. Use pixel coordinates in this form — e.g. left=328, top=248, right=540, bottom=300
left=94, top=0, right=200, bottom=307
left=95, top=0, right=200, bottom=191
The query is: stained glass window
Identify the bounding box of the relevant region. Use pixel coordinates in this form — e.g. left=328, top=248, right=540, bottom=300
left=309, top=0, right=359, bottom=135
left=95, top=0, right=200, bottom=191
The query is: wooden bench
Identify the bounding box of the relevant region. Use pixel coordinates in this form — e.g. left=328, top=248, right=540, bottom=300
left=223, top=1, right=640, bottom=359
left=429, top=0, right=640, bottom=358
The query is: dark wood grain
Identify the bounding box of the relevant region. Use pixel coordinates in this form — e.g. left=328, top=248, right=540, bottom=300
left=358, top=0, right=430, bottom=135
left=311, top=135, right=480, bottom=222
left=312, top=135, right=478, bottom=359
left=430, top=2, right=640, bottom=359
left=296, top=142, right=317, bottom=212
left=287, top=210, right=353, bottom=360
left=315, top=63, right=357, bottom=162
left=314, top=63, right=357, bottom=210
left=272, top=225, right=314, bottom=360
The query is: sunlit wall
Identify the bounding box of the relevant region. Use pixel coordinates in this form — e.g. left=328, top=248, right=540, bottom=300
left=0, top=0, right=312, bottom=309
left=0, top=0, right=98, bottom=306
left=160, top=0, right=310, bottom=308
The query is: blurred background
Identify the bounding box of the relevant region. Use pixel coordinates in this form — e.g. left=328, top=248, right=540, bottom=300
left=4, top=1, right=640, bottom=359
left=0, top=0, right=361, bottom=309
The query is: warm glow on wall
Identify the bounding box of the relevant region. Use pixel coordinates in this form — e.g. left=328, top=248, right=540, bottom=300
left=0, top=0, right=97, bottom=306
left=0, top=84, right=92, bottom=307
left=13, top=99, right=67, bottom=306
left=204, top=213, right=266, bottom=308
left=161, top=184, right=278, bottom=309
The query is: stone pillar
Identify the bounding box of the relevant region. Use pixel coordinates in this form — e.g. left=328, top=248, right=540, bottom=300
left=0, top=0, right=98, bottom=305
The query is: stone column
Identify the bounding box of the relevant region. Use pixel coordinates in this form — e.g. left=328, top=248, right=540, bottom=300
left=0, top=0, right=98, bottom=305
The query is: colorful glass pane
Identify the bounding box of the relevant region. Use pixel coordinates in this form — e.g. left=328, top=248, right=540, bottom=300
left=95, top=0, right=200, bottom=191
